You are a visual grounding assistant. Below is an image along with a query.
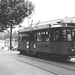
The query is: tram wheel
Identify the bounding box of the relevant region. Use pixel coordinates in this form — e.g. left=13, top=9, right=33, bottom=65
left=19, top=50, right=28, bottom=55
left=58, top=56, right=71, bottom=61
left=35, top=52, right=41, bottom=58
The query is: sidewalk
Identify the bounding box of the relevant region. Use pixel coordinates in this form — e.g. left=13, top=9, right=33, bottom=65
left=2, top=47, right=20, bottom=53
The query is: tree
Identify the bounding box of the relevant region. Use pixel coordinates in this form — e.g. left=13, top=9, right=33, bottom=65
left=12, top=30, right=18, bottom=38
left=4, top=30, right=10, bottom=39
left=0, top=0, right=35, bottom=49
left=0, top=32, right=4, bottom=40
left=0, top=0, right=34, bottom=29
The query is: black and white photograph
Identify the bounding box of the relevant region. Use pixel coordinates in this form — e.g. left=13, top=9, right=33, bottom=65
left=0, top=0, right=75, bottom=75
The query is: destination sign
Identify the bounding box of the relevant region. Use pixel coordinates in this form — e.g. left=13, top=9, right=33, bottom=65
left=33, top=24, right=51, bottom=30
left=18, top=24, right=51, bottom=32
left=18, top=27, right=32, bottom=32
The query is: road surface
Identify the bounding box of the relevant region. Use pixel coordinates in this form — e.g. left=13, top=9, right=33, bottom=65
left=0, top=48, right=75, bottom=75
left=0, top=48, right=54, bottom=75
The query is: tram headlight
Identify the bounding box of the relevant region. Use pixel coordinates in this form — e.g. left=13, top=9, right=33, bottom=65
left=68, top=48, right=75, bottom=51
left=34, top=44, right=36, bottom=48
left=72, top=48, right=74, bottom=51
left=27, top=46, right=29, bottom=48
left=27, top=42, right=29, bottom=48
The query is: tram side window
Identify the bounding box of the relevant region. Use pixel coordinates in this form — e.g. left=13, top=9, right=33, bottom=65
left=22, top=33, right=29, bottom=41
left=34, top=33, right=37, bottom=41
left=62, top=28, right=67, bottom=41
left=52, top=30, right=59, bottom=41
left=62, top=28, right=74, bottom=41
left=30, top=33, right=35, bottom=42
left=37, top=32, right=42, bottom=41
left=37, top=31, right=51, bottom=42
left=67, top=29, right=72, bottom=41
left=72, top=29, right=75, bottom=41
left=18, top=34, right=22, bottom=41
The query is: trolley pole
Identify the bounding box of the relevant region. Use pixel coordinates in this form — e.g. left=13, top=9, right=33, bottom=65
left=10, top=24, right=12, bottom=50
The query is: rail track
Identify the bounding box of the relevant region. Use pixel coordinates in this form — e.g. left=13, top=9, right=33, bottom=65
left=4, top=52, right=75, bottom=75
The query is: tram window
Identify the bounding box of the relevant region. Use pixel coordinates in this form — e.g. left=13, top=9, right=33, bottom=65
left=36, top=31, right=51, bottom=42
left=34, top=33, right=37, bottom=41
left=22, top=34, right=26, bottom=41
left=22, top=33, right=29, bottom=41
left=37, top=32, right=42, bottom=41
left=67, top=29, right=72, bottom=41
left=62, top=28, right=67, bottom=41
left=56, top=31, right=59, bottom=41
left=72, top=29, right=75, bottom=41
left=18, top=34, right=22, bottom=41
left=30, top=33, right=34, bottom=41
left=52, top=30, right=59, bottom=41
left=62, top=28, right=75, bottom=41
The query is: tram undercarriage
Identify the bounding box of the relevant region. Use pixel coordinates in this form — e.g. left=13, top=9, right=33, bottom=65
left=18, top=49, right=72, bottom=60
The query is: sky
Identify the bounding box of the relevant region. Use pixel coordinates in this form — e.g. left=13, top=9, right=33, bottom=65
left=21, top=0, right=75, bottom=27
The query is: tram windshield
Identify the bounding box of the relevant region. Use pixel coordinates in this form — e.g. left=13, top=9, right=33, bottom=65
left=18, top=33, right=22, bottom=41
left=62, top=27, right=75, bottom=41
left=18, top=33, right=29, bottom=42
left=22, top=33, right=29, bottom=41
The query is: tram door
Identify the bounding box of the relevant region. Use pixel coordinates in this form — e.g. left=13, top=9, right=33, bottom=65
left=27, top=33, right=30, bottom=54
left=29, top=30, right=52, bottom=54
left=22, top=32, right=30, bottom=54
left=51, top=29, right=61, bottom=53
left=29, top=32, right=36, bottom=54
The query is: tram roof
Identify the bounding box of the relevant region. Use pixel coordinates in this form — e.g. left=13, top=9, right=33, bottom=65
left=18, top=22, right=75, bottom=33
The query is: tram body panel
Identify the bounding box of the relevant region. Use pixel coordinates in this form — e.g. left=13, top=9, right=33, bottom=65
left=17, top=22, right=75, bottom=58
left=17, top=32, right=30, bottom=53
left=29, top=42, right=75, bottom=55
left=30, top=42, right=51, bottom=53
left=18, top=41, right=29, bottom=51
left=61, top=42, right=75, bottom=55
left=18, top=41, right=23, bottom=50
left=51, top=42, right=62, bottom=54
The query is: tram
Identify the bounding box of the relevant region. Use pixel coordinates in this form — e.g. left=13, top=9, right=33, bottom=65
left=17, top=22, right=75, bottom=60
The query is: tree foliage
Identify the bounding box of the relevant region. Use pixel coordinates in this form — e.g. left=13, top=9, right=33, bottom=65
left=4, top=30, right=18, bottom=39
left=4, top=31, right=10, bottom=39
left=0, top=0, right=35, bottom=29
left=12, top=30, right=18, bottom=38
left=0, top=32, right=4, bottom=40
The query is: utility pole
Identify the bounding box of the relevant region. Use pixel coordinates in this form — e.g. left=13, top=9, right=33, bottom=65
left=10, top=24, right=12, bottom=50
